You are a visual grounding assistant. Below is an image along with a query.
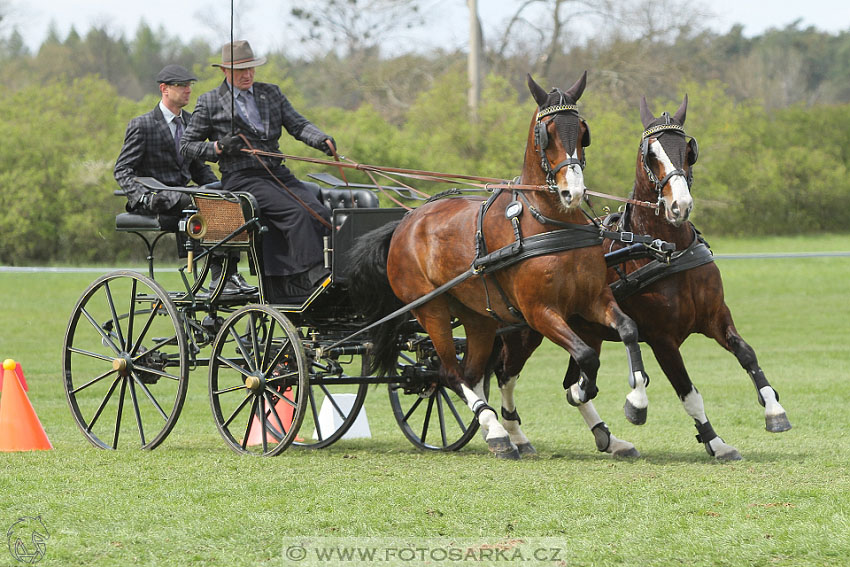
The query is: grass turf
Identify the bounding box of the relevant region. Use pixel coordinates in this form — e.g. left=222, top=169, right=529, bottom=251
left=0, top=234, right=848, bottom=566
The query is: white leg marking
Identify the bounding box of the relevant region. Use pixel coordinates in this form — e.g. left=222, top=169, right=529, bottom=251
left=578, top=401, right=637, bottom=456
left=499, top=375, right=530, bottom=446
left=461, top=383, right=507, bottom=440
left=625, top=371, right=649, bottom=410
left=682, top=388, right=739, bottom=459
left=760, top=385, right=786, bottom=418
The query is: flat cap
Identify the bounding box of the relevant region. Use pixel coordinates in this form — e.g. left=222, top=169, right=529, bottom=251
left=156, top=64, right=198, bottom=84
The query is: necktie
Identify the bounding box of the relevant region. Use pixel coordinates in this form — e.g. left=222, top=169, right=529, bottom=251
left=237, top=90, right=263, bottom=134
left=173, top=116, right=184, bottom=164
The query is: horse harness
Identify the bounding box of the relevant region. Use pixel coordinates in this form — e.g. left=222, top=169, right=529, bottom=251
left=472, top=188, right=664, bottom=324
left=606, top=211, right=714, bottom=301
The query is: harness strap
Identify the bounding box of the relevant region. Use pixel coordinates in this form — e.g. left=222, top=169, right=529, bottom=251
left=610, top=227, right=714, bottom=301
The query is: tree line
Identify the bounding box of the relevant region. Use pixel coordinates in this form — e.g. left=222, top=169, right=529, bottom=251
left=1, top=1, right=848, bottom=265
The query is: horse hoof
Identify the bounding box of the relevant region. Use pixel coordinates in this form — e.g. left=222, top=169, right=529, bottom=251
left=516, top=443, right=537, bottom=458
left=766, top=413, right=792, bottom=433
left=612, top=446, right=641, bottom=459
left=566, top=383, right=587, bottom=407
left=715, top=448, right=743, bottom=461
left=624, top=399, right=647, bottom=425
left=488, top=436, right=520, bottom=460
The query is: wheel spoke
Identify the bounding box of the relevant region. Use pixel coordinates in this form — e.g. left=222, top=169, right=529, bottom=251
left=260, top=317, right=277, bottom=373
left=87, top=376, right=122, bottom=432
left=228, top=323, right=256, bottom=373
left=130, top=375, right=169, bottom=421
left=67, top=346, right=117, bottom=363
left=113, top=378, right=128, bottom=449
left=215, top=353, right=249, bottom=376
left=70, top=368, right=118, bottom=395
left=131, top=364, right=181, bottom=383
left=435, top=391, right=448, bottom=447
left=439, top=387, right=468, bottom=432
left=319, top=384, right=347, bottom=420
left=420, top=395, right=435, bottom=444
left=266, top=386, right=297, bottom=408
left=127, top=375, right=146, bottom=447
left=241, top=397, right=258, bottom=451
left=126, top=278, right=137, bottom=350
left=402, top=395, right=424, bottom=423
left=103, top=280, right=126, bottom=351
left=263, top=392, right=286, bottom=441
left=308, top=386, right=322, bottom=441
left=222, top=394, right=252, bottom=429
left=79, top=307, right=121, bottom=356
left=258, top=394, right=268, bottom=453
left=130, top=299, right=162, bottom=357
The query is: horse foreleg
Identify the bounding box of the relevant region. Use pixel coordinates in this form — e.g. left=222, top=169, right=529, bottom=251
left=722, top=324, right=791, bottom=433
left=582, top=298, right=650, bottom=425
left=498, top=375, right=536, bottom=457
left=650, top=341, right=741, bottom=460
left=576, top=398, right=640, bottom=458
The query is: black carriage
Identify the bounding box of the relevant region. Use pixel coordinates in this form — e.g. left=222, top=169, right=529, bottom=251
left=61, top=177, right=483, bottom=456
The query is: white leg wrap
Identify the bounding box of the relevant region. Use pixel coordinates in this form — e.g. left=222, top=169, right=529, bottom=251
left=682, top=388, right=708, bottom=423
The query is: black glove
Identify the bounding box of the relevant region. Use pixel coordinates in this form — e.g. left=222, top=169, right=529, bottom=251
left=218, top=135, right=244, bottom=156
left=319, top=137, right=337, bottom=157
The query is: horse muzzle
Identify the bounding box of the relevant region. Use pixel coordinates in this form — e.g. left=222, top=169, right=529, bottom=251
left=558, top=167, right=586, bottom=210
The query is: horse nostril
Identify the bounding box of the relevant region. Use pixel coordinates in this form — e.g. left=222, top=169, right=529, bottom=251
left=671, top=201, right=681, bottom=216
left=562, top=191, right=573, bottom=205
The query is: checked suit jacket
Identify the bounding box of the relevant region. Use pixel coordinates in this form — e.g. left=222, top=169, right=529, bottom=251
left=114, top=105, right=218, bottom=210
left=180, top=81, right=330, bottom=174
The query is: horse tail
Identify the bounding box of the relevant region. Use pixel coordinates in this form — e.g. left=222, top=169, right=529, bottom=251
left=347, top=220, right=406, bottom=376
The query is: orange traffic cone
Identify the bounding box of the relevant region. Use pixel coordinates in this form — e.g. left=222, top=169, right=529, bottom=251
left=245, top=388, right=301, bottom=445
left=0, top=359, right=52, bottom=451
left=0, top=360, right=28, bottom=391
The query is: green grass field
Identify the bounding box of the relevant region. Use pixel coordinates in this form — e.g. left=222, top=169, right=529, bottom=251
left=1, top=234, right=848, bottom=566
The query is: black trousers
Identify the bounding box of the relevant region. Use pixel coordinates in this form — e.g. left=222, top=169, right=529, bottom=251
left=223, top=166, right=331, bottom=277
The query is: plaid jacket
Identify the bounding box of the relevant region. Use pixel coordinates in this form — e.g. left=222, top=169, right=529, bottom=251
left=181, top=81, right=330, bottom=174
left=114, top=105, right=218, bottom=209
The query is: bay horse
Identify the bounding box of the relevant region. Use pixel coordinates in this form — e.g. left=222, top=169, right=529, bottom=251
left=497, top=95, right=791, bottom=460
left=348, top=72, right=651, bottom=459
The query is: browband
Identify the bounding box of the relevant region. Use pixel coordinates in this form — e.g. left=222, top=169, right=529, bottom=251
left=537, top=104, right=579, bottom=120
left=642, top=123, right=685, bottom=138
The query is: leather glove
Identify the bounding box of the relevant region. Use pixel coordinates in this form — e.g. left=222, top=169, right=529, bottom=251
left=218, top=135, right=244, bottom=156
left=138, top=192, right=154, bottom=210
left=319, top=137, right=337, bottom=157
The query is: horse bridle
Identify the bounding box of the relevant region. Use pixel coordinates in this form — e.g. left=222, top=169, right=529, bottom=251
left=534, top=95, right=591, bottom=192
left=640, top=113, right=699, bottom=203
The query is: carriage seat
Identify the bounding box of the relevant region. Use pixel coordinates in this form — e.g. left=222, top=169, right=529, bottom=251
left=303, top=182, right=380, bottom=229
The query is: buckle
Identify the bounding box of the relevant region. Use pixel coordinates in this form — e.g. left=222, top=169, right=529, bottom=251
left=620, top=231, right=634, bottom=243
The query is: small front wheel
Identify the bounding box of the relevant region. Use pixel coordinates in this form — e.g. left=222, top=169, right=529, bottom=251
left=209, top=305, right=308, bottom=456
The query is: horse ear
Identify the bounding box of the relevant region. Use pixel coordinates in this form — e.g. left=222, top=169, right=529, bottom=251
left=673, top=94, right=688, bottom=125
left=640, top=96, right=655, bottom=128
left=563, top=70, right=587, bottom=103
left=527, top=74, right=548, bottom=107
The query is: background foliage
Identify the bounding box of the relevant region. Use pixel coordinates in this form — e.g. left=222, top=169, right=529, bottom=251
left=1, top=0, right=849, bottom=264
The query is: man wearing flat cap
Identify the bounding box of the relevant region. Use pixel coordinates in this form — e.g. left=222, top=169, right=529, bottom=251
left=114, top=64, right=255, bottom=294
left=181, top=40, right=337, bottom=301
left=115, top=64, right=217, bottom=216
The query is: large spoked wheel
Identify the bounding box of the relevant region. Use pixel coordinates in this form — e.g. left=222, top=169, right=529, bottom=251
left=209, top=305, right=308, bottom=456
left=388, top=337, right=486, bottom=451
left=294, top=346, right=369, bottom=449
left=62, top=270, right=189, bottom=450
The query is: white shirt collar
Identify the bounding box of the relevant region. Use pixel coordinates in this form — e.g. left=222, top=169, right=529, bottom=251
left=159, top=101, right=181, bottom=123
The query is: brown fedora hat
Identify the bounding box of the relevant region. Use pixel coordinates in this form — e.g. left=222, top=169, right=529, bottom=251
left=212, top=40, right=267, bottom=69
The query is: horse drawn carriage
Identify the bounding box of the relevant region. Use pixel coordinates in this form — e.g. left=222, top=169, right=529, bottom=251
left=62, top=72, right=790, bottom=459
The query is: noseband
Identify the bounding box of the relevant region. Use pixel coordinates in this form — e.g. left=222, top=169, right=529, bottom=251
left=534, top=99, right=588, bottom=192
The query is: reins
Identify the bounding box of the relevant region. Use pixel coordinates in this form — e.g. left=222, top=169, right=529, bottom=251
left=237, top=147, right=659, bottom=210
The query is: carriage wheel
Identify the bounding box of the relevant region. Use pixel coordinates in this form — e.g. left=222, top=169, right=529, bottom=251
left=388, top=338, right=487, bottom=451
left=62, top=270, right=189, bottom=450
left=208, top=305, right=308, bottom=456
left=294, top=348, right=369, bottom=449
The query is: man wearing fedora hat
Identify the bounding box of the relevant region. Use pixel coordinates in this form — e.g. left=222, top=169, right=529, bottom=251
left=181, top=40, right=336, bottom=301
left=115, top=63, right=256, bottom=294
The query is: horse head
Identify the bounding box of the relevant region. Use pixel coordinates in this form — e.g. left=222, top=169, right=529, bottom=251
left=638, top=95, right=697, bottom=226
left=526, top=71, right=591, bottom=211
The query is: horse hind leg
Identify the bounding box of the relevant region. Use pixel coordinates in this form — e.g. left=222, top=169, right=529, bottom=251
left=651, top=341, right=741, bottom=460
left=565, top=357, right=640, bottom=458
left=497, top=375, right=536, bottom=457
left=725, top=329, right=791, bottom=433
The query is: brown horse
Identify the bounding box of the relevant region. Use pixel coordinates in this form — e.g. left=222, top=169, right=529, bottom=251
left=497, top=95, right=791, bottom=460
left=349, top=72, right=650, bottom=459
